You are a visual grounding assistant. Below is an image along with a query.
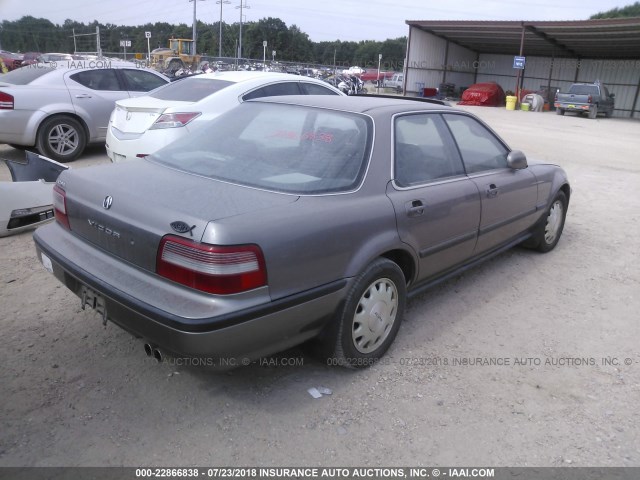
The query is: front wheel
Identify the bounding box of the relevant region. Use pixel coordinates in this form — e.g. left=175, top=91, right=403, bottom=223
left=524, top=191, right=568, bottom=253
left=321, top=258, right=406, bottom=368
left=36, top=115, right=87, bottom=162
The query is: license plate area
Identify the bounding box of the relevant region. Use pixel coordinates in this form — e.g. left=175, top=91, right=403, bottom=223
left=81, top=285, right=109, bottom=326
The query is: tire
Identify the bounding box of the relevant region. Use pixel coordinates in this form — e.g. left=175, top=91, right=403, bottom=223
left=524, top=191, right=568, bottom=253
left=588, top=105, right=598, bottom=119
left=321, top=258, right=406, bottom=369
left=36, top=115, right=87, bottom=163
left=556, top=108, right=564, bottom=116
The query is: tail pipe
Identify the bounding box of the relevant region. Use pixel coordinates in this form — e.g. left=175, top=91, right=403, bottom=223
left=144, top=343, right=163, bottom=363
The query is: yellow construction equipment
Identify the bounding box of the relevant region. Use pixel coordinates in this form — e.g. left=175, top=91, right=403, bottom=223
left=150, top=39, right=202, bottom=77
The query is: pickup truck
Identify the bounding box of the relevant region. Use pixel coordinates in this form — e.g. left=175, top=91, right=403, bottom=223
left=554, top=82, right=615, bottom=119
left=383, top=73, right=404, bottom=92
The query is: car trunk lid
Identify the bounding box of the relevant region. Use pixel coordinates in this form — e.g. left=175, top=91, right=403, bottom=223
left=111, top=97, right=194, bottom=134
left=60, top=161, right=298, bottom=272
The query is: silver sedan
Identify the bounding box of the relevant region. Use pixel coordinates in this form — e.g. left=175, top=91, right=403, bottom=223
left=0, top=61, right=168, bottom=162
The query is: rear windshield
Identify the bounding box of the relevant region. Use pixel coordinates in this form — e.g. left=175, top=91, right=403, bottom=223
left=568, top=84, right=599, bottom=95
left=152, top=102, right=372, bottom=195
left=0, top=66, right=55, bottom=85
left=150, top=77, right=234, bottom=101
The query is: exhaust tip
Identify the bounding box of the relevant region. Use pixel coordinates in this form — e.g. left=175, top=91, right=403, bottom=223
left=144, top=343, right=153, bottom=357
left=152, top=348, right=163, bottom=363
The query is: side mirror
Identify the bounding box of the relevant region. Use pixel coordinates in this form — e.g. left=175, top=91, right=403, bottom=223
left=507, top=150, right=528, bottom=170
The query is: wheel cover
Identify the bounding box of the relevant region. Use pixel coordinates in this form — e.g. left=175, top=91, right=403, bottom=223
left=352, top=277, right=398, bottom=354
left=544, top=200, right=563, bottom=244
left=48, top=123, right=79, bottom=156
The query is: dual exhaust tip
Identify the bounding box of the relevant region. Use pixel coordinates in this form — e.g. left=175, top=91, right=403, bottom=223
left=144, top=343, right=163, bottom=363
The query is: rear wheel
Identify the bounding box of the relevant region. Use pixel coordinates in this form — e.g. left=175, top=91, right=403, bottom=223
left=524, top=191, right=568, bottom=253
left=588, top=105, right=598, bottom=119
left=556, top=108, right=564, bottom=116
left=36, top=115, right=86, bottom=162
left=321, top=258, right=406, bottom=368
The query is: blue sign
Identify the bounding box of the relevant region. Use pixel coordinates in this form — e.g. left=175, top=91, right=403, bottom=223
left=513, top=56, right=526, bottom=69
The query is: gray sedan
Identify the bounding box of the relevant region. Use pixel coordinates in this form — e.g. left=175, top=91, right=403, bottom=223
left=33, top=96, right=570, bottom=368
left=0, top=61, right=168, bottom=162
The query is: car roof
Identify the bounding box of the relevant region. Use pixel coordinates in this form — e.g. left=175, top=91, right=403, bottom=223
left=198, top=70, right=327, bottom=84
left=251, top=95, right=453, bottom=115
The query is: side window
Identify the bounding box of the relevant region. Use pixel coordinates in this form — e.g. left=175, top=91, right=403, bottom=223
left=70, top=69, right=121, bottom=91
left=242, top=82, right=301, bottom=101
left=443, top=114, right=508, bottom=174
left=121, top=69, right=167, bottom=92
left=394, top=114, right=465, bottom=187
left=299, top=82, right=340, bottom=95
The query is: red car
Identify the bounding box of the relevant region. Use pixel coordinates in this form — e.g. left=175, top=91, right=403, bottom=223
left=0, top=51, right=23, bottom=72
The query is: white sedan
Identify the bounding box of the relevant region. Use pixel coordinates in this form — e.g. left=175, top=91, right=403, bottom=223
left=105, top=71, right=344, bottom=162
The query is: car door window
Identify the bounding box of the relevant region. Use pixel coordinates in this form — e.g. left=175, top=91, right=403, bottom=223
left=70, top=69, right=121, bottom=91
left=120, top=69, right=167, bottom=92
left=443, top=114, right=508, bottom=174
left=242, top=82, right=301, bottom=101
left=299, top=82, right=340, bottom=95
left=394, top=113, right=465, bottom=187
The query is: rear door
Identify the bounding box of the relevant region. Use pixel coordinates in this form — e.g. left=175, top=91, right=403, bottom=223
left=66, top=69, right=130, bottom=140
left=443, top=113, right=537, bottom=254
left=386, top=112, right=480, bottom=281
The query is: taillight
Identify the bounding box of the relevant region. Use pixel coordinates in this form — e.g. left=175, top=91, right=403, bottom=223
left=52, top=185, right=70, bottom=229
left=0, top=91, right=14, bottom=110
left=554, top=92, right=558, bottom=102
left=149, top=112, right=201, bottom=130
left=156, top=235, right=267, bottom=295
left=587, top=95, right=593, bottom=103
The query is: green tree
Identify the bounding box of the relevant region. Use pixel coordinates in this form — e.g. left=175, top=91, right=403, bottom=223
left=590, top=1, right=640, bottom=18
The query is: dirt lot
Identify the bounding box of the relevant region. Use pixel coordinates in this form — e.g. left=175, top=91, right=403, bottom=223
left=1, top=107, right=639, bottom=468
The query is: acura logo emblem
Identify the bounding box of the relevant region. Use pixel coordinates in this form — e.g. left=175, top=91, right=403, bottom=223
left=103, top=196, right=113, bottom=210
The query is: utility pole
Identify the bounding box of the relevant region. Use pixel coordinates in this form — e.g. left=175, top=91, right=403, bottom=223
left=235, top=1, right=250, bottom=59
left=190, top=0, right=206, bottom=56
left=216, top=0, right=230, bottom=58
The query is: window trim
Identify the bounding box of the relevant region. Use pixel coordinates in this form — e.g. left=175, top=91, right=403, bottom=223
left=390, top=111, right=468, bottom=191
left=441, top=111, right=512, bottom=175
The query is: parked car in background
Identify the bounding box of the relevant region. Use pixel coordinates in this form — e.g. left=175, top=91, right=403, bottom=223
left=106, top=71, right=344, bottom=162
left=0, top=51, right=23, bottom=71
left=35, top=95, right=570, bottom=368
left=20, top=52, right=42, bottom=66
left=554, top=81, right=615, bottom=119
left=359, top=69, right=395, bottom=86
left=383, top=72, right=404, bottom=92
left=0, top=62, right=169, bottom=161
left=37, top=53, right=74, bottom=63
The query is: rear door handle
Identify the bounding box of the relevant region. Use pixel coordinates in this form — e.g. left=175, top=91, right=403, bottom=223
left=75, top=94, right=92, bottom=99
left=406, top=199, right=425, bottom=217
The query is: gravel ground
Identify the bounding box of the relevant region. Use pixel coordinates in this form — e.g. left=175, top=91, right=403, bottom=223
left=0, top=106, right=639, bottom=467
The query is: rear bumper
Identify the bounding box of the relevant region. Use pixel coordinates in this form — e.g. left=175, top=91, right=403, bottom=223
left=33, top=223, right=349, bottom=361
left=554, top=103, right=593, bottom=112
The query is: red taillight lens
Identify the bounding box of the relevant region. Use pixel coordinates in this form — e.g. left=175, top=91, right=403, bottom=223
left=149, top=112, right=201, bottom=130
left=588, top=95, right=593, bottom=103
left=52, top=184, right=70, bottom=229
left=0, top=91, right=14, bottom=110
left=156, top=236, right=267, bottom=295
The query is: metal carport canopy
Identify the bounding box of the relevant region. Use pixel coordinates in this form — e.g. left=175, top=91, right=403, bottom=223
left=404, top=18, right=640, bottom=59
